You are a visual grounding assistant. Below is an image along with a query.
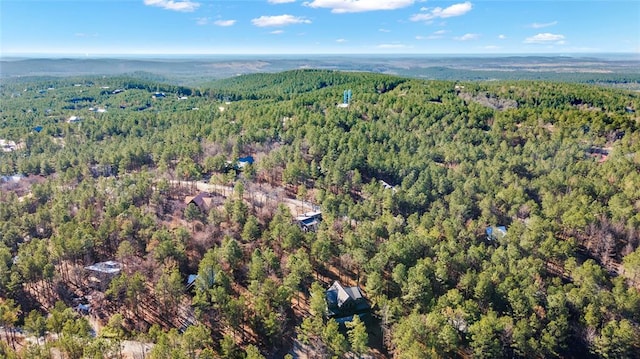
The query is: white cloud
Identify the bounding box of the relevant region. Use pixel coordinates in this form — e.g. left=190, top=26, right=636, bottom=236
left=529, top=21, right=558, bottom=29
left=269, top=0, right=296, bottom=3
left=143, top=0, right=200, bottom=12
left=524, top=32, right=565, bottom=44
left=336, top=38, right=347, bottom=43
left=252, top=14, right=311, bottom=27
left=379, top=28, right=391, bottom=33
left=410, top=2, right=472, bottom=21
left=434, top=30, right=447, bottom=35
left=214, top=19, right=236, bottom=26
left=454, top=33, right=479, bottom=41
left=271, top=30, right=284, bottom=34
left=498, top=34, right=506, bottom=39
left=484, top=45, right=500, bottom=50
left=304, top=0, right=414, bottom=13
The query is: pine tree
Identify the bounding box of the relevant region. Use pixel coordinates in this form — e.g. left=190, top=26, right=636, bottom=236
left=346, top=315, right=369, bottom=357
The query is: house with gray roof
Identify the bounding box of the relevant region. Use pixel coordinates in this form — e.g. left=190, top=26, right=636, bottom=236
left=325, top=281, right=370, bottom=322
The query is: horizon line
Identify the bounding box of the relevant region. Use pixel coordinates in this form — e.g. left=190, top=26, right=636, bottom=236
left=2, top=51, right=639, bottom=59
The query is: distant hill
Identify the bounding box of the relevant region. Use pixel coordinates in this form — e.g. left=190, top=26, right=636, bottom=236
left=205, top=69, right=406, bottom=101
left=1, top=55, right=639, bottom=85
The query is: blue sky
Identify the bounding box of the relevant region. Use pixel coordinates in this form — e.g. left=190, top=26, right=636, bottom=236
left=1, top=0, right=639, bottom=55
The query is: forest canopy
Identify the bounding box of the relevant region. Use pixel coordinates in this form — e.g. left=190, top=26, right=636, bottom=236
left=0, top=69, right=639, bottom=358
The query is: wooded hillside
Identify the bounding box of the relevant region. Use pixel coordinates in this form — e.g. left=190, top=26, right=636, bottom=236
left=1, top=70, right=639, bottom=358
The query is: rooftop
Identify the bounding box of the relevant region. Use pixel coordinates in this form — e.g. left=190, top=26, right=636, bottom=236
left=325, top=281, right=370, bottom=319
left=237, top=156, right=255, bottom=168
left=85, top=260, right=122, bottom=274
left=0, top=139, right=18, bottom=152
left=486, top=226, right=507, bottom=241
left=185, top=192, right=214, bottom=211
left=295, top=211, right=322, bottom=230
left=326, top=281, right=363, bottom=308
left=296, top=211, right=322, bottom=219
left=187, top=274, right=198, bottom=286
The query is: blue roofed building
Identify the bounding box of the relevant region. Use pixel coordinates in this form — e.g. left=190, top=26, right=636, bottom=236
left=486, top=226, right=507, bottom=241
left=236, top=156, right=254, bottom=169
left=186, top=274, right=198, bottom=290
left=295, top=211, right=322, bottom=232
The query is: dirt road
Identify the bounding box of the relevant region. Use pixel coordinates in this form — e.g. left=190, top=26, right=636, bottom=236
left=170, top=180, right=319, bottom=216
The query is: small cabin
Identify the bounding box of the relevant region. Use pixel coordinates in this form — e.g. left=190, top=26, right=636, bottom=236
left=0, top=139, right=17, bottom=152
left=236, top=156, right=254, bottom=169
left=486, top=226, right=507, bottom=241
left=295, top=211, right=322, bottom=232
left=185, top=193, right=214, bottom=212
left=227, top=156, right=255, bottom=171
left=186, top=274, right=198, bottom=291
left=380, top=180, right=397, bottom=192
left=85, top=260, right=122, bottom=290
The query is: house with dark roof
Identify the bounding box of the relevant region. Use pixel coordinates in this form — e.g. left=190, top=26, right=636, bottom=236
left=184, top=193, right=214, bottom=212
left=295, top=211, right=322, bottom=232
left=89, top=164, right=114, bottom=178
left=325, top=281, right=371, bottom=323
left=186, top=274, right=198, bottom=291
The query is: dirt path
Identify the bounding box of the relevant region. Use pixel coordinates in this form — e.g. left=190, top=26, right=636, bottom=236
left=170, top=180, right=319, bottom=216
left=121, top=340, right=154, bottom=359
left=2, top=329, right=153, bottom=359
